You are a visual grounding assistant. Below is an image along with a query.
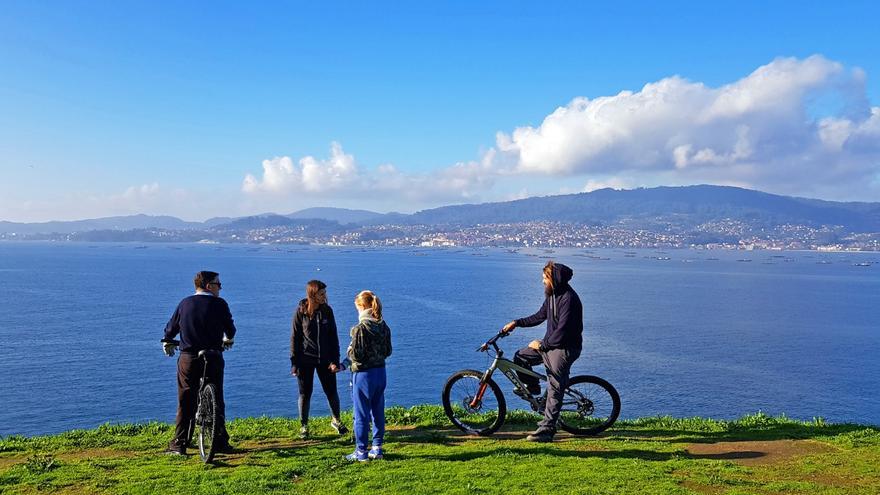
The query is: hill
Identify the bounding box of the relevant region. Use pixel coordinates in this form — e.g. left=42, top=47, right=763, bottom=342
left=2, top=185, right=879, bottom=236
left=408, top=185, right=880, bottom=231
left=286, top=207, right=387, bottom=225
left=0, top=405, right=877, bottom=494
left=0, top=214, right=204, bottom=235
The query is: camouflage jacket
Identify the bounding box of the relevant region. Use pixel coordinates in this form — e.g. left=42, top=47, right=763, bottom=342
left=347, top=318, right=392, bottom=372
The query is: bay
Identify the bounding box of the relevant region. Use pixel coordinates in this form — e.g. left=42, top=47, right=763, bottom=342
left=0, top=242, right=878, bottom=436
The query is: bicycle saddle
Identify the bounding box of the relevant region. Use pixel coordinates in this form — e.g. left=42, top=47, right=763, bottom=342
left=198, top=349, right=222, bottom=360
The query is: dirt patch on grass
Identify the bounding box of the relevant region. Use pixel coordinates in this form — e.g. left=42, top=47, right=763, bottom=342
left=686, top=439, right=835, bottom=466
left=0, top=448, right=136, bottom=470
left=679, top=480, right=725, bottom=495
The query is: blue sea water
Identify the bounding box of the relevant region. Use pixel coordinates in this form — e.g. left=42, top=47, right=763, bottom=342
left=0, top=242, right=878, bottom=437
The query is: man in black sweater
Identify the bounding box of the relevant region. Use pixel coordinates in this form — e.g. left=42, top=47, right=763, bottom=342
left=502, top=261, right=583, bottom=442
left=162, top=271, right=237, bottom=455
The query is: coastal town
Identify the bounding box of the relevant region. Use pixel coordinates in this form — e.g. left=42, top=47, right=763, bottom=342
left=3, top=219, right=878, bottom=251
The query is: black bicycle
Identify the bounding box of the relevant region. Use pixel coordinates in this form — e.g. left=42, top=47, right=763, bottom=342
left=164, top=340, right=223, bottom=463
left=442, top=331, right=621, bottom=436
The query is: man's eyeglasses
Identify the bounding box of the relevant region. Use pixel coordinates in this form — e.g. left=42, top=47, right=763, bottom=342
left=209, top=282, right=222, bottom=289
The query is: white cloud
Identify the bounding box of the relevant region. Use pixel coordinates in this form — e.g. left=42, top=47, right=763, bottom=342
left=492, top=55, right=880, bottom=200
left=0, top=183, right=203, bottom=222
left=583, top=177, right=633, bottom=192
left=239, top=55, right=880, bottom=211
left=242, top=143, right=499, bottom=207
left=242, top=142, right=360, bottom=194
left=120, top=182, right=161, bottom=201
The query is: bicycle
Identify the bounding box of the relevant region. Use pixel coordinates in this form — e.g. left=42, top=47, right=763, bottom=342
left=441, top=331, right=620, bottom=436
left=163, top=339, right=224, bottom=463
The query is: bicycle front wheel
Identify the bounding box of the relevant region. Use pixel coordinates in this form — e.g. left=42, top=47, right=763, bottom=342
left=557, top=375, right=620, bottom=436
left=442, top=370, right=506, bottom=436
left=197, top=383, right=219, bottom=463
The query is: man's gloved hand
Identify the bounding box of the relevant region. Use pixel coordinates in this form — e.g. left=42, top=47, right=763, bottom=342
left=162, top=342, right=176, bottom=357
left=222, top=338, right=234, bottom=351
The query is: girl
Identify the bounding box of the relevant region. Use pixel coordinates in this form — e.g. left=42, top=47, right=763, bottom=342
left=290, top=280, right=347, bottom=438
left=345, top=290, right=392, bottom=461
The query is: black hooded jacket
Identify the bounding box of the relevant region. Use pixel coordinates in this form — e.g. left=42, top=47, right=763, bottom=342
left=290, top=300, right=341, bottom=367
left=514, top=263, right=583, bottom=351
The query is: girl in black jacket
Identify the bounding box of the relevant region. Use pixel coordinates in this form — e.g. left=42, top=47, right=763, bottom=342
left=290, top=280, right=347, bottom=438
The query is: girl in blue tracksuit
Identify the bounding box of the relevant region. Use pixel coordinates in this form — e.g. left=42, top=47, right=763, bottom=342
left=344, top=290, right=392, bottom=462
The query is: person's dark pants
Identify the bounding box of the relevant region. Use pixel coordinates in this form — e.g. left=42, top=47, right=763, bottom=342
left=169, top=351, right=229, bottom=451
left=296, top=361, right=342, bottom=425
left=514, top=346, right=581, bottom=431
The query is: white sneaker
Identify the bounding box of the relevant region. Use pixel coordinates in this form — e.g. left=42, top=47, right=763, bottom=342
left=368, top=446, right=384, bottom=460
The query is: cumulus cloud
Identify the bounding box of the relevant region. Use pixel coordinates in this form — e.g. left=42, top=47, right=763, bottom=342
left=242, top=55, right=880, bottom=208
left=242, top=142, right=498, bottom=206
left=493, top=55, right=880, bottom=199
left=242, top=142, right=359, bottom=194
left=583, top=177, right=633, bottom=192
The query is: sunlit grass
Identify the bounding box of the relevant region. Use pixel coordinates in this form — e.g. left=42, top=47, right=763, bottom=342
left=1, top=405, right=878, bottom=494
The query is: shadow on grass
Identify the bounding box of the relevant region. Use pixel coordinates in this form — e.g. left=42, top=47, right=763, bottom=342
left=412, top=446, right=725, bottom=463
left=606, top=423, right=874, bottom=444
left=165, top=421, right=874, bottom=468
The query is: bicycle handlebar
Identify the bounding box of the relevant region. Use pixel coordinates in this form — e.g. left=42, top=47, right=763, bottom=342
left=476, top=330, right=510, bottom=352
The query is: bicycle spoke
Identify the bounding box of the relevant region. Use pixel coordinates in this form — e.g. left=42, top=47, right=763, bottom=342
left=447, top=374, right=500, bottom=433
left=558, top=378, right=618, bottom=433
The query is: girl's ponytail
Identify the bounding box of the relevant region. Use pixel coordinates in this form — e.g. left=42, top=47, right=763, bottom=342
left=356, top=290, right=383, bottom=320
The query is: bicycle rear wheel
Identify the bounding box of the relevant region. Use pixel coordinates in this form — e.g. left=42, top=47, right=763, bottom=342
left=197, top=383, right=219, bottom=463
left=442, top=370, right=506, bottom=436
left=557, top=375, right=620, bottom=435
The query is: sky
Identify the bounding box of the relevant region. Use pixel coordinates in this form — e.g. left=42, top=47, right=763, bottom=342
left=2, top=1, right=880, bottom=222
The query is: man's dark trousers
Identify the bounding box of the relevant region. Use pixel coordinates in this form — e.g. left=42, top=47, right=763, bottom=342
left=169, top=351, right=230, bottom=450
left=513, top=346, right=581, bottom=430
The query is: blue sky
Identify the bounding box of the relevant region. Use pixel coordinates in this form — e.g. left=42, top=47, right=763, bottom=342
left=2, top=1, right=879, bottom=221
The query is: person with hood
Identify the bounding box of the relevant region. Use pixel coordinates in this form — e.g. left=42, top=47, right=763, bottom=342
left=502, top=260, right=583, bottom=442
left=290, top=280, right=347, bottom=438
left=344, top=290, right=393, bottom=462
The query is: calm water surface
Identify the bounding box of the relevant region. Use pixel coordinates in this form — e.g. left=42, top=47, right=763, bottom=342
left=1, top=242, right=878, bottom=436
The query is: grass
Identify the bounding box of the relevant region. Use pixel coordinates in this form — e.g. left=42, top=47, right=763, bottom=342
left=1, top=406, right=878, bottom=494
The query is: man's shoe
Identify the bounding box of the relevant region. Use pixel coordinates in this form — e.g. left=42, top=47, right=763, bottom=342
left=214, top=442, right=235, bottom=454
left=345, top=450, right=369, bottom=462
left=165, top=447, right=186, bottom=456
left=331, top=419, right=349, bottom=435
left=299, top=425, right=309, bottom=439
left=526, top=428, right=555, bottom=443
left=367, top=446, right=384, bottom=460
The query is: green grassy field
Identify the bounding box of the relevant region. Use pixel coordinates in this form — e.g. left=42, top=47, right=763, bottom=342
left=1, top=405, right=878, bottom=494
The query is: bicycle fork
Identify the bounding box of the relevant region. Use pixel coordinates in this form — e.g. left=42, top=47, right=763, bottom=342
left=469, top=359, right=499, bottom=408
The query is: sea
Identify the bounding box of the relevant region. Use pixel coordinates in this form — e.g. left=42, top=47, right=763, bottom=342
left=1, top=242, right=878, bottom=437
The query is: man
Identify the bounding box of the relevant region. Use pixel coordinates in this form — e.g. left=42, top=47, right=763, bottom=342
left=162, top=270, right=236, bottom=455
left=502, top=261, right=583, bottom=442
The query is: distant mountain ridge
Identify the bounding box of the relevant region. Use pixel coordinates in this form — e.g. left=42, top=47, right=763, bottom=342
left=2, top=185, right=879, bottom=234
left=0, top=214, right=204, bottom=235
left=285, top=207, right=389, bottom=225
left=406, top=185, right=880, bottom=231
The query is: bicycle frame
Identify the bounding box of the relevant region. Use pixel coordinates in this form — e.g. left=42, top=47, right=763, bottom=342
left=472, top=346, right=546, bottom=410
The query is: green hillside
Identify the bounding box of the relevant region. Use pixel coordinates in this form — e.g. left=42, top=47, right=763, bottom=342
left=1, top=406, right=878, bottom=495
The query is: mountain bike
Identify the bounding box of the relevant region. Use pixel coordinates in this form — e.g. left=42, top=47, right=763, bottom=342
left=442, top=331, right=620, bottom=436
left=165, top=340, right=223, bottom=463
